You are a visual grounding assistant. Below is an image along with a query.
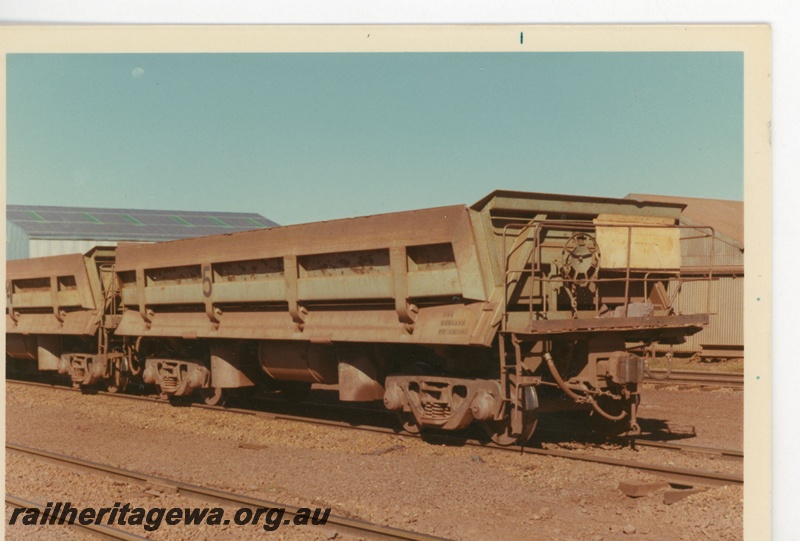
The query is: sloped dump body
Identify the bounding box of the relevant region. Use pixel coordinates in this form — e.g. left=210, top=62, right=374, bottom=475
left=112, top=190, right=714, bottom=442
left=114, top=204, right=495, bottom=346
left=7, top=248, right=112, bottom=337
left=6, top=247, right=129, bottom=389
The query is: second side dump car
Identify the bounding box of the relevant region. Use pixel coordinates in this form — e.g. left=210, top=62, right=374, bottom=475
left=6, top=246, right=129, bottom=390
left=8, top=191, right=715, bottom=444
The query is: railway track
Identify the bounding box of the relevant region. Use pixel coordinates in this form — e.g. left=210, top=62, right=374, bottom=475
left=7, top=378, right=743, bottom=488
left=630, top=439, right=743, bottom=459
left=247, top=394, right=745, bottom=460
left=7, top=442, right=451, bottom=541
left=644, top=369, right=744, bottom=388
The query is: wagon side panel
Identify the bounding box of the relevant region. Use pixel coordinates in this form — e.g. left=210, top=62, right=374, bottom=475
left=6, top=252, right=104, bottom=336
left=115, top=205, right=496, bottom=345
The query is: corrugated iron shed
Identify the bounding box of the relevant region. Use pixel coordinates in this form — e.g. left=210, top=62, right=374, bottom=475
left=625, top=193, right=744, bottom=358
left=8, top=205, right=277, bottom=242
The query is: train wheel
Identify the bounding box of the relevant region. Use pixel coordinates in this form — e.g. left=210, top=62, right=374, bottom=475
left=106, top=357, right=129, bottom=394
left=198, top=387, right=228, bottom=407
left=106, top=372, right=129, bottom=394
left=484, top=417, right=538, bottom=446
left=483, top=386, right=538, bottom=446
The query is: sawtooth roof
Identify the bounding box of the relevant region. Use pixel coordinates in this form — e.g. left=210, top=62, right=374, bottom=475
left=7, top=205, right=278, bottom=241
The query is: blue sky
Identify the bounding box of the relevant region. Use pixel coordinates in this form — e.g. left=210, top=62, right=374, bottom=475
left=7, top=52, right=743, bottom=225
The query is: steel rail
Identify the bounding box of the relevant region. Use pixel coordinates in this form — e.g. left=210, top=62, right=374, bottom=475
left=529, top=423, right=744, bottom=459
left=644, top=369, right=744, bottom=388
left=632, top=439, right=744, bottom=459
left=7, top=443, right=450, bottom=541
left=8, top=378, right=742, bottom=488
left=508, top=446, right=742, bottom=488
left=5, top=494, right=150, bottom=541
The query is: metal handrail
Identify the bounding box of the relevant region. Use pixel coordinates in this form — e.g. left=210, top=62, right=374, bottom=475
left=499, top=220, right=717, bottom=333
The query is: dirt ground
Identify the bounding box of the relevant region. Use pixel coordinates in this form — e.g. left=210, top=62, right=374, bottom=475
left=5, top=382, right=744, bottom=540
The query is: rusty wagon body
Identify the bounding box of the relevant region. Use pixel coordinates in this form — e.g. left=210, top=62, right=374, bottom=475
left=6, top=191, right=714, bottom=443
left=5, top=246, right=130, bottom=389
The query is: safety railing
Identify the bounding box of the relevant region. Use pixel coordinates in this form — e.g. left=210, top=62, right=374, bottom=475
left=499, top=219, right=717, bottom=333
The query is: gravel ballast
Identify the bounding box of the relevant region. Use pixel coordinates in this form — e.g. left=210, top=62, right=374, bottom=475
left=6, top=382, right=744, bottom=540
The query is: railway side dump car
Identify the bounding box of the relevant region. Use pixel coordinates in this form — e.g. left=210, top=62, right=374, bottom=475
left=6, top=246, right=129, bottom=390
left=112, top=190, right=712, bottom=443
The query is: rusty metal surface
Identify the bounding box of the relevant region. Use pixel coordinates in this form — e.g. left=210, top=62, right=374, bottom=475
left=6, top=250, right=111, bottom=336
left=513, top=314, right=707, bottom=336
left=114, top=204, right=494, bottom=345
left=473, top=190, right=685, bottom=219
left=7, top=190, right=718, bottom=440
left=114, top=192, right=702, bottom=349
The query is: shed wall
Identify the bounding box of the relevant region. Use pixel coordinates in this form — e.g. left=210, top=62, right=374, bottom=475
left=666, top=274, right=744, bottom=356
left=6, top=221, right=30, bottom=261
left=28, top=239, right=125, bottom=259
left=681, top=228, right=744, bottom=268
